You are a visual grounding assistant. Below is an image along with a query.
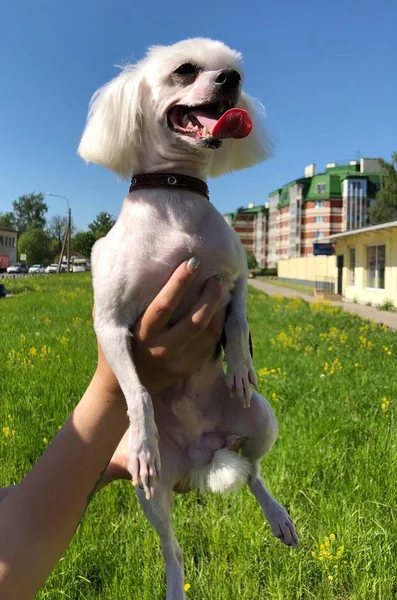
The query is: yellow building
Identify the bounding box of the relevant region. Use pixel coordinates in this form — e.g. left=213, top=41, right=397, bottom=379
left=329, top=221, right=397, bottom=307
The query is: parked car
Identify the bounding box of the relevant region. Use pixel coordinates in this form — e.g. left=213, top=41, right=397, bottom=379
left=0, top=283, right=7, bottom=298
left=28, top=264, right=45, bottom=274
left=6, top=263, right=28, bottom=274
left=72, top=259, right=88, bottom=273
left=45, top=263, right=59, bottom=274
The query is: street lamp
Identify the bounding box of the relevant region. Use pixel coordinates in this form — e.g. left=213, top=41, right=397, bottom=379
left=46, top=193, right=72, bottom=273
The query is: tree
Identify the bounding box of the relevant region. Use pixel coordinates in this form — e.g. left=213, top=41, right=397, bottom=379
left=370, top=153, right=397, bottom=224
left=246, top=252, right=257, bottom=270
left=88, top=211, right=115, bottom=240
left=18, top=228, right=52, bottom=264
left=0, top=211, right=16, bottom=229
left=47, top=214, right=75, bottom=253
left=72, top=231, right=96, bottom=257
left=12, top=193, right=48, bottom=233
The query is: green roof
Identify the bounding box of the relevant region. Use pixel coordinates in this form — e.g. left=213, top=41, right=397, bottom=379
left=269, top=161, right=383, bottom=207
left=223, top=205, right=268, bottom=225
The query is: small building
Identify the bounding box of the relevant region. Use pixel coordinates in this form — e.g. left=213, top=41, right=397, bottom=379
left=328, top=220, right=397, bottom=307
left=0, top=225, right=18, bottom=271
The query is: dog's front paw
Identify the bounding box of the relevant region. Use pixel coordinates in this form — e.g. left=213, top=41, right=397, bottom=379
left=224, top=351, right=257, bottom=408
left=128, top=421, right=161, bottom=500
left=265, top=502, right=299, bottom=548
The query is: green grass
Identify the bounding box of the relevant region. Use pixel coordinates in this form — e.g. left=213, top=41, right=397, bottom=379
left=258, top=277, right=315, bottom=296
left=1, top=275, right=397, bottom=599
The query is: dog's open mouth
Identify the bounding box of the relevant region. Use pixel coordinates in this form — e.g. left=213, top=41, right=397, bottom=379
left=167, top=101, right=252, bottom=144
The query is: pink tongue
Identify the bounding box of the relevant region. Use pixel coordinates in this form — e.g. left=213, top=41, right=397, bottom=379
left=189, top=108, right=253, bottom=139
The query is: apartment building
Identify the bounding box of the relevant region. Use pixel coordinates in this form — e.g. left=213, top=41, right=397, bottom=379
left=223, top=204, right=268, bottom=268
left=267, top=158, right=382, bottom=267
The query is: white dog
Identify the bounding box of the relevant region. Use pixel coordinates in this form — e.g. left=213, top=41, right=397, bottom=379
left=78, top=38, right=298, bottom=599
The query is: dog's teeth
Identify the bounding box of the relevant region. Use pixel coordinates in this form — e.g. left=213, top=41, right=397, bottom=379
left=187, top=121, right=194, bottom=129
left=193, top=125, right=199, bottom=131
left=202, top=126, right=212, bottom=139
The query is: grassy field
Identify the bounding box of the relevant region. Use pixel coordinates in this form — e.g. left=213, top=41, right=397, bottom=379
left=1, top=274, right=397, bottom=599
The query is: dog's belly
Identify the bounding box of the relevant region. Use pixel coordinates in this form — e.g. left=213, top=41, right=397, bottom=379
left=153, top=360, right=230, bottom=449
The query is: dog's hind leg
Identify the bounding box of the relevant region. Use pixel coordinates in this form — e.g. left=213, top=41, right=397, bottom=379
left=136, top=484, right=185, bottom=600
left=240, top=395, right=298, bottom=547
left=246, top=461, right=298, bottom=547
left=221, top=389, right=298, bottom=546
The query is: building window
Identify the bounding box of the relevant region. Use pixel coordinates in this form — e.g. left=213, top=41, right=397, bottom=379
left=349, top=248, right=356, bottom=286
left=0, top=236, right=3, bottom=246
left=351, top=181, right=362, bottom=191
left=314, top=231, right=325, bottom=240
left=366, top=245, right=385, bottom=289
left=316, top=184, right=326, bottom=193
left=315, top=216, right=325, bottom=223
left=315, top=200, right=325, bottom=207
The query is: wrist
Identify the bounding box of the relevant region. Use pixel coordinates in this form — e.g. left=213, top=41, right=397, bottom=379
left=92, top=369, right=124, bottom=403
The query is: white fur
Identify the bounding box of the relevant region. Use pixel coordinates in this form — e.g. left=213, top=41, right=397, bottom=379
left=78, top=38, right=297, bottom=599
left=186, top=449, right=251, bottom=494
left=78, top=37, right=272, bottom=179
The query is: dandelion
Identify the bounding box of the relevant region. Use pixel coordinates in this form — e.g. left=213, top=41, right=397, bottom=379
left=354, top=363, right=360, bottom=368
left=43, top=437, right=49, bottom=445
left=383, top=345, right=392, bottom=356
left=40, top=345, right=52, bottom=360
left=2, top=426, right=15, bottom=438
left=58, top=336, right=69, bottom=345
left=184, top=584, right=191, bottom=591
left=381, top=398, right=391, bottom=413
left=358, top=336, right=372, bottom=350
left=271, top=392, right=279, bottom=402
left=328, top=575, right=333, bottom=581
left=29, top=347, right=37, bottom=357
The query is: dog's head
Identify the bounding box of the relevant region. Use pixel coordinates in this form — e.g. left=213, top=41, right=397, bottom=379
left=78, top=38, right=271, bottom=178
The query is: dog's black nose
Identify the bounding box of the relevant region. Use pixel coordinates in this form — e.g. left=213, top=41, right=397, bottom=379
left=214, top=68, right=241, bottom=89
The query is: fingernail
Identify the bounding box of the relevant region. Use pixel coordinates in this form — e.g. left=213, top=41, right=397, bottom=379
left=187, top=257, right=200, bottom=273
left=214, top=274, right=223, bottom=284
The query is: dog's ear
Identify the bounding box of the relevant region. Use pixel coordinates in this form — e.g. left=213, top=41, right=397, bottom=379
left=208, top=92, right=273, bottom=178
left=78, top=67, right=146, bottom=178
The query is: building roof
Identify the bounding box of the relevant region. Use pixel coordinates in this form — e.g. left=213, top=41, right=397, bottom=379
left=269, top=159, right=382, bottom=207
left=327, top=220, right=397, bottom=241
left=0, top=224, right=18, bottom=233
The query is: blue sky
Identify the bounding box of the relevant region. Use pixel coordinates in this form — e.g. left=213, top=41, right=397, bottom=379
left=0, top=0, right=395, bottom=230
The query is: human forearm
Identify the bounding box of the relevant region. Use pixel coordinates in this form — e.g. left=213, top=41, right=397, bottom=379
left=0, top=373, right=128, bottom=599
left=0, top=487, right=15, bottom=504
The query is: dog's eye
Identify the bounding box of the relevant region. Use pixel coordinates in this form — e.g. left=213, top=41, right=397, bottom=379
left=174, top=63, right=197, bottom=76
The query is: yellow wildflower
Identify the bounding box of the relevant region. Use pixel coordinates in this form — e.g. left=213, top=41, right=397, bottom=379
left=184, top=584, right=191, bottom=591
left=381, top=398, right=391, bottom=413
left=43, top=437, right=49, bottom=445
left=328, top=575, right=333, bottom=581
left=29, top=347, right=37, bottom=357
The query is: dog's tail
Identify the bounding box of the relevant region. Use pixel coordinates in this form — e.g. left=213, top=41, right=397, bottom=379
left=186, top=449, right=251, bottom=494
